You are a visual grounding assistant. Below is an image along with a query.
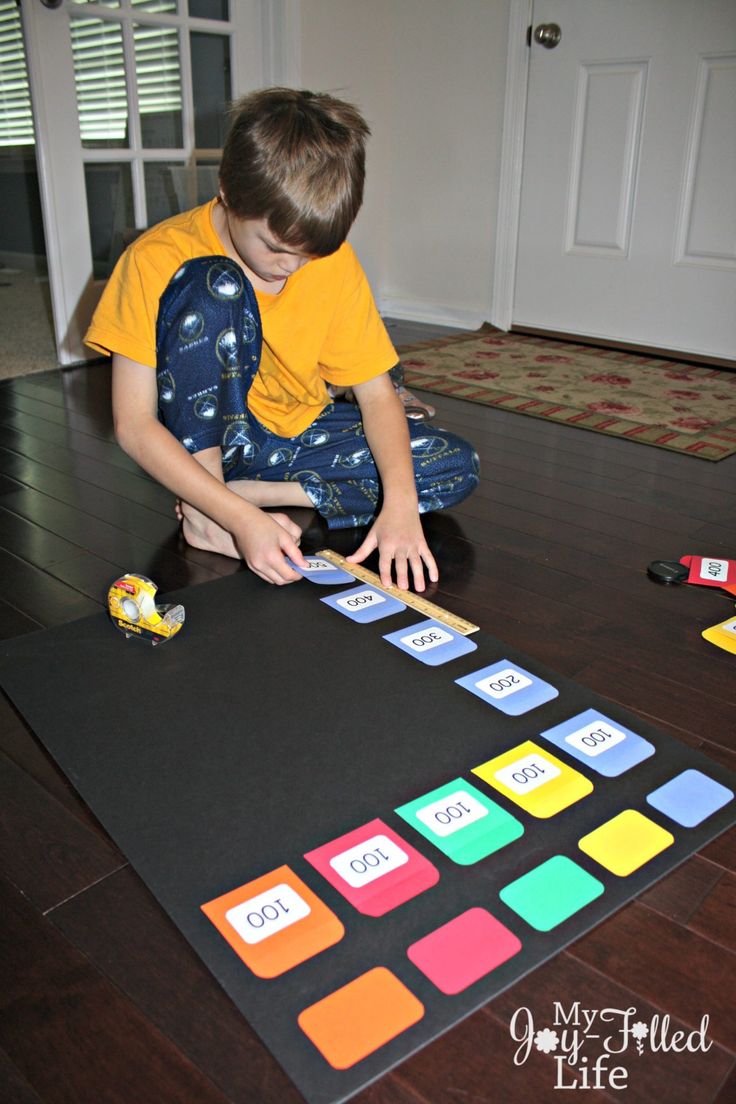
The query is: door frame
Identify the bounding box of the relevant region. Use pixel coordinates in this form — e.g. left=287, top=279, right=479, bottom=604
left=491, top=0, right=532, bottom=333
left=22, top=0, right=96, bottom=366
left=261, top=0, right=302, bottom=87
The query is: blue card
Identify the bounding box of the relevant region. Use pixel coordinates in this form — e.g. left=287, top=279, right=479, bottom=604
left=321, top=584, right=406, bottom=623
left=383, top=619, right=477, bottom=666
left=455, top=660, right=558, bottom=716
left=647, top=769, right=733, bottom=827
left=539, top=708, right=654, bottom=777
left=287, top=556, right=355, bottom=585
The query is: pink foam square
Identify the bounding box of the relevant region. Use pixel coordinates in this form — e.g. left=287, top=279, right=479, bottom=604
left=407, top=908, right=522, bottom=994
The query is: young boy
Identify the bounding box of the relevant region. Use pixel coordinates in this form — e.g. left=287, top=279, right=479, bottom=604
left=86, top=88, right=479, bottom=591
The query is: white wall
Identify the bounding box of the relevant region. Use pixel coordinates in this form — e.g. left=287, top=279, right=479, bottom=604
left=298, top=0, right=511, bottom=328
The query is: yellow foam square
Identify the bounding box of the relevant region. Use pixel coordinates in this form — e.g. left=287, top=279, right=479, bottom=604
left=472, top=740, right=593, bottom=818
left=578, top=809, right=674, bottom=876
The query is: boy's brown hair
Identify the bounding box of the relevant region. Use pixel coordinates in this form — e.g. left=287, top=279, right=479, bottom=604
left=219, top=87, right=370, bottom=257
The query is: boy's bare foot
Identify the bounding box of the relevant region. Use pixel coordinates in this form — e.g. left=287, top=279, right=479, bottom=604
left=179, top=500, right=241, bottom=558
left=226, top=479, right=313, bottom=508
left=176, top=487, right=307, bottom=559
left=176, top=481, right=311, bottom=525
left=395, top=385, right=435, bottom=420
left=329, top=379, right=435, bottom=420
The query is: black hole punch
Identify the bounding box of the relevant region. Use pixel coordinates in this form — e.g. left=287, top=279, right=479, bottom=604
left=647, top=560, right=689, bottom=585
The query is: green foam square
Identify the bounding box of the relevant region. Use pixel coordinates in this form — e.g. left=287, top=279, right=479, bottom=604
left=499, top=855, right=604, bottom=931
left=395, top=778, right=523, bottom=864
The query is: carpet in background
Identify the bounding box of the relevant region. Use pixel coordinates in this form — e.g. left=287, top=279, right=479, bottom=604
left=0, top=268, right=59, bottom=380
left=400, top=328, right=736, bottom=461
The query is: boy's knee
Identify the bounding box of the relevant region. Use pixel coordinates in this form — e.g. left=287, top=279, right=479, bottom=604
left=157, top=257, right=259, bottom=372
left=155, top=256, right=262, bottom=455
left=410, top=428, right=478, bottom=476
left=411, top=429, right=480, bottom=512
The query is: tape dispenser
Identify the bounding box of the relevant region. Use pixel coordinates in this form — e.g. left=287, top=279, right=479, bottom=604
left=108, top=573, right=185, bottom=645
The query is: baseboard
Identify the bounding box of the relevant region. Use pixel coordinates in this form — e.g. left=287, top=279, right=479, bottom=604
left=376, top=293, right=487, bottom=332
left=512, top=325, right=736, bottom=371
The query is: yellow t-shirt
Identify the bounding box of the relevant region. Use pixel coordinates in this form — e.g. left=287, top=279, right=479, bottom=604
left=85, top=199, right=398, bottom=437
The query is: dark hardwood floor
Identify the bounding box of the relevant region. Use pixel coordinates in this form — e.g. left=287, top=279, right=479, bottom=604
left=1, top=321, right=734, bottom=1103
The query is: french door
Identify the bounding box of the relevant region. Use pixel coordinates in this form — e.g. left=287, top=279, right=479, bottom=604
left=21, top=0, right=263, bottom=365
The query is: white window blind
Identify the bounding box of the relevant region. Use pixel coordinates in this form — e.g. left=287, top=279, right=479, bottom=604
left=71, top=16, right=182, bottom=146
left=0, top=2, right=184, bottom=150
left=71, top=18, right=129, bottom=143
left=0, top=0, right=35, bottom=147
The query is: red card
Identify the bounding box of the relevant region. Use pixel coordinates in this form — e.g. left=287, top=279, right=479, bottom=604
left=304, top=818, right=439, bottom=916
left=680, top=555, right=736, bottom=589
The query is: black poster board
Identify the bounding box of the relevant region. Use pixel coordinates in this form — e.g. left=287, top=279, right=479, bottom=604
left=1, top=571, right=734, bottom=1104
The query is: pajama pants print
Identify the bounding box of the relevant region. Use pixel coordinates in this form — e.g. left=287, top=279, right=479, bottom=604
left=156, top=256, right=479, bottom=529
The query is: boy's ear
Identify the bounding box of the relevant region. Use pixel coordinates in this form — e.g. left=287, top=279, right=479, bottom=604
left=218, top=186, right=228, bottom=206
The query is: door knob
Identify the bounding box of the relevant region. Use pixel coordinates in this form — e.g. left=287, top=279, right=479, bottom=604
left=533, top=23, right=562, bottom=49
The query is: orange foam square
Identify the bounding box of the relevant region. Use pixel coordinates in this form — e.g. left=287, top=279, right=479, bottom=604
left=298, top=967, right=424, bottom=1069
left=201, top=864, right=344, bottom=979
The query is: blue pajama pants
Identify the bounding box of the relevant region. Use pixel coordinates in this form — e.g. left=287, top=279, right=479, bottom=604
left=156, top=256, right=479, bottom=530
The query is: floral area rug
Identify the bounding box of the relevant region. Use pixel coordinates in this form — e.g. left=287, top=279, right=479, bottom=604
left=399, top=328, right=736, bottom=461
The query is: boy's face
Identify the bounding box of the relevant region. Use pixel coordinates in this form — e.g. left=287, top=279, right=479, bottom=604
left=223, top=212, right=314, bottom=285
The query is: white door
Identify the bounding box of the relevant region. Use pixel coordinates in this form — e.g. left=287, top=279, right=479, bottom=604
left=21, top=0, right=263, bottom=366
left=513, top=0, right=736, bottom=360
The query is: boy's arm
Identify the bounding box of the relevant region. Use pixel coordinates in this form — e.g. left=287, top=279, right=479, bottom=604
left=111, top=354, right=307, bottom=584
left=346, top=372, right=438, bottom=592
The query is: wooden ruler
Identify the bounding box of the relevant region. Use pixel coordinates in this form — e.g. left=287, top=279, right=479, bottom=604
left=316, top=548, right=479, bottom=636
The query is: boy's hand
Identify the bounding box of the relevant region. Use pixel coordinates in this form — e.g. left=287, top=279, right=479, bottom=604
left=346, top=502, right=438, bottom=592
left=235, top=511, right=308, bottom=585
left=348, top=373, right=439, bottom=592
